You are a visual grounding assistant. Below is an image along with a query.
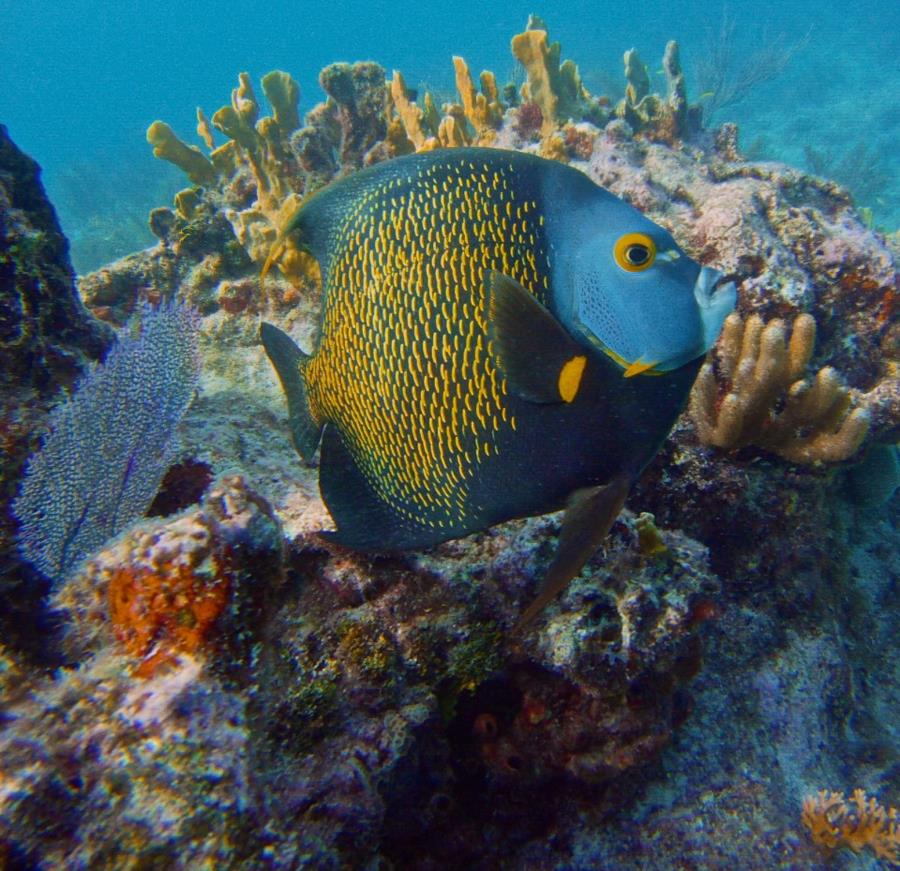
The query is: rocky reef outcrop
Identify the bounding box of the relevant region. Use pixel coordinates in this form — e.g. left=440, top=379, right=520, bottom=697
left=0, top=124, right=112, bottom=659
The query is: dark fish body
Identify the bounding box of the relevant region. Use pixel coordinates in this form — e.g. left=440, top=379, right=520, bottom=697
left=262, top=147, right=735, bottom=619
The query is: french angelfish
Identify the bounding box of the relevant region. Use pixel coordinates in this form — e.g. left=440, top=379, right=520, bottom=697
left=261, top=147, right=735, bottom=626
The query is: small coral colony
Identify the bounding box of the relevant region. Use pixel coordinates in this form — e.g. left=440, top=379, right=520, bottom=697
left=2, top=14, right=898, bottom=870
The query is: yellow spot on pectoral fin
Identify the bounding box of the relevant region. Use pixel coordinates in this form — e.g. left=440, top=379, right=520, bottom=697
left=623, top=359, right=658, bottom=378
left=558, top=355, right=586, bottom=402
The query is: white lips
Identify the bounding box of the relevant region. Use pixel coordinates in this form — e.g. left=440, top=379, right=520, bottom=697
left=694, top=266, right=737, bottom=352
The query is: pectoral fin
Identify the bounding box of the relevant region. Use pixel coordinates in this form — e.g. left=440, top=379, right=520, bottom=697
left=487, top=271, right=587, bottom=404
left=515, top=474, right=632, bottom=631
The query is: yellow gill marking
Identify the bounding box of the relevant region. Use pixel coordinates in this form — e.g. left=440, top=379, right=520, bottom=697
left=623, top=359, right=659, bottom=378
left=558, top=355, right=587, bottom=402
left=305, top=159, right=549, bottom=528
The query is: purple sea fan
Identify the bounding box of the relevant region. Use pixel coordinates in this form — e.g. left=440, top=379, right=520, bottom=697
left=13, top=299, right=201, bottom=584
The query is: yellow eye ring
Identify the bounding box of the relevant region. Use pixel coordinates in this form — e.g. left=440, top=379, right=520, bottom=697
left=614, top=233, right=657, bottom=272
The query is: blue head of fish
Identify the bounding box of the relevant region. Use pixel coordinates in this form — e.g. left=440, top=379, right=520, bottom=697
left=554, top=191, right=736, bottom=376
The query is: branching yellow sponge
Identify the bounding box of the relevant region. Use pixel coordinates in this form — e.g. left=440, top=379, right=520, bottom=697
left=146, top=121, right=217, bottom=186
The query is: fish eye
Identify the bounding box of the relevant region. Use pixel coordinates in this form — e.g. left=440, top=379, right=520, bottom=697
left=613, top=233, right=657, bottom=272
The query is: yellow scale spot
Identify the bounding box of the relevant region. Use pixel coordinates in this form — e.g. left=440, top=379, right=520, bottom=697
left=305, top=164, right=547, bottom=527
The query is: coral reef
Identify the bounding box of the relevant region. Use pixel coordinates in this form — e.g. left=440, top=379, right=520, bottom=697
left=0, top=652, right=255, bottom=868
left=107, top=561, right=230, bottom=678
left=387, top=63, right=500, bottom=154
left=616, top=41, right=699, bottom=143
left=295, top=61, right=390, bottom=179
left=1, top=476, right=283, bottom=867
left=147, top=69, right=305, bottom=278
left=147, top=120, right=217, bottom=186
left=510, top=15, right=599, bottom=144
left=452, top=56, right=503, bottom=145
left=2, top=16, right=898, bottom=870
left=689, top=311, right=870, bottom=463
left=53, top=475, right=283, bottom=664
left=2, top=473, right=723, bottom=868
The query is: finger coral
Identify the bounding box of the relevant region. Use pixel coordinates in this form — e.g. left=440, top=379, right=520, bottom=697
left=387, top=17, right=612, bottom=159
left=388, top=60, right=501, bottom=153
left=452, top=56, right=503, bottom=144
left=146, top=120, right=217, bottom=186
left=689, top=311, right=870, bottom=463
left=388, top=70, right=440, bottom=152
left=616, top=41, right=697, bottom=143
left=802, top=789, right=900, bottom=865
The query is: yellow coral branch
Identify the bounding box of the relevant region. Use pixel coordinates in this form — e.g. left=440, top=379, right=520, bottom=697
left=196, top=108, right=215, bottom=150
left=390, top=70, right=439, bottom=152
left=146, top=121, right=217, bottom=186
left=511, top=26, right=561, bottom=139
left=802, top=789, right=900, bottom=866
left=452, top=56, right=502, bottom=144
left=261, top=70, right=300, bottom=132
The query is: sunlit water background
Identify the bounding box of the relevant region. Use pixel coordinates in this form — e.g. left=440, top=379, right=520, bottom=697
left=1, top=0, right=897, bottom=274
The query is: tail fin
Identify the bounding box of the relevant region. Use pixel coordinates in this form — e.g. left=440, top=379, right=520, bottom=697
left=260, top=322, right=323, bottom=461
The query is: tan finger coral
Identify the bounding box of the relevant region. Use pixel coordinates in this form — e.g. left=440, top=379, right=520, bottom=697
left=148, top=69, right=308, bottom=281
left=389, top=61, right=501, bottom=154
left=389, top=70, right=440, bottom=152
left=689, top=312, right=870, bottom=463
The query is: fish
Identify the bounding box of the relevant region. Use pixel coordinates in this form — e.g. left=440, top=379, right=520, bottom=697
left=261, top=147, right=735, bottom=626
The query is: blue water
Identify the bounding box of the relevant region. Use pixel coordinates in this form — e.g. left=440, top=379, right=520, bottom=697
left=1, top=0, right=897, bottom=272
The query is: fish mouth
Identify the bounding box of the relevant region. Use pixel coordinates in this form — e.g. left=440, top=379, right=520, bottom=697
left=590, top=267, right=737, bottom=377
left=694, top=266, right=737, bottom=351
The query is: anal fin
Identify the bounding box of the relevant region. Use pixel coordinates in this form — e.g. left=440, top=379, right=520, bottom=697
left=515, top=474, right=632, bottom=631
left=260, top=322, right=322, bottom=461
left=318, top=424, right=414, bottom=550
